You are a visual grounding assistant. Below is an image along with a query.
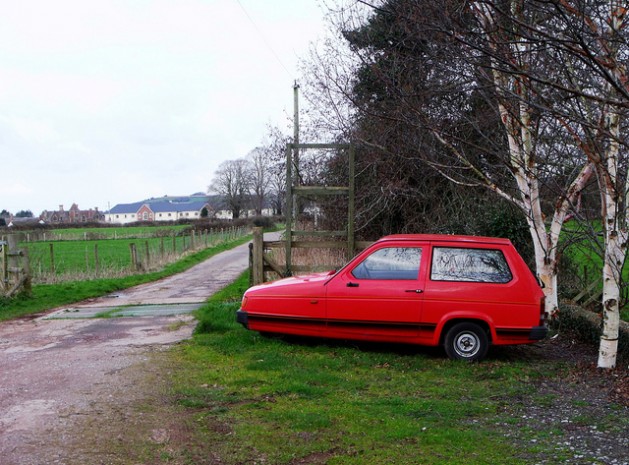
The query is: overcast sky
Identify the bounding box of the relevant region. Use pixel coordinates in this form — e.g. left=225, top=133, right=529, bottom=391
left=0, top=0, right=329, bottom=215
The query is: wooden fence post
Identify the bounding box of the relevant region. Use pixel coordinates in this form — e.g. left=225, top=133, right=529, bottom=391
left=129, top=243, right=139, bottom=271
left=94, top=243, right=100, bottom=275
left=144, top=241, right=150, bottom=268
left=49, top=243, right=55, bottom=273
left=5, top=235, right=30, bottom=297
left=22, top=248, right=31, bottom=295
left=252, top=227, right=264, bottom=285
left=1, top=237, right=7, bottom=291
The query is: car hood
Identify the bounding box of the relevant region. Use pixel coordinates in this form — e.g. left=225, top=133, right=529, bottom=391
left=246, top=271, right=334, bottom=295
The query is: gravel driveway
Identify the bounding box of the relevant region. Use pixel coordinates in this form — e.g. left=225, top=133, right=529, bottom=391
left=0, top=235, right=273, bottom=465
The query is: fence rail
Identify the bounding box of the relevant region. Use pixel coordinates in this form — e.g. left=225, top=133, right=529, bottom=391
left=19, top=226, right=248, bottom=284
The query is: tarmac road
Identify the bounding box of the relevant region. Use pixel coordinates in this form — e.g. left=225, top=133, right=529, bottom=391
left=0, top=232, right=279, bottom=465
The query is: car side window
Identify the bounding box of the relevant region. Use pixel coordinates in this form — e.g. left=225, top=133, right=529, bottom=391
left=431, top=247, right=512, bottom=283
left=351, top=247, right=421, bottom=280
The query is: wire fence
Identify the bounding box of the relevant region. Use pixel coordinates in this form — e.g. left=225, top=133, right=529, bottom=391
left=11, top=226, right=249, bottom=284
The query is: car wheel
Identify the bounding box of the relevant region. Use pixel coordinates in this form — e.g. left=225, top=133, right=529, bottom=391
left=444, top=322, right=489, bottom=361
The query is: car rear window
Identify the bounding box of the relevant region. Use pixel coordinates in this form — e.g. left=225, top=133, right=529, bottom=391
left=431, top=247, right=512, bottom=283
left=352, top=247, right=422, bottom=280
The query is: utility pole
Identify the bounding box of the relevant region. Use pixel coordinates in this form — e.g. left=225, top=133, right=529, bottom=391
left=293, top=81, right=300, bottom=198
left=285, top=82, right=300, bottom=276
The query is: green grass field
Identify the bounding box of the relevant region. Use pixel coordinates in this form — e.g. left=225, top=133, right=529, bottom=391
left=26, top=235, right=195, bottom=275
left=135, top=273, right=585, bottom=465
left=20, top=225, right=189, bottom=241
left=0, top=234, right=252, bottom=321
left=18, top=227, right=245, bottom=282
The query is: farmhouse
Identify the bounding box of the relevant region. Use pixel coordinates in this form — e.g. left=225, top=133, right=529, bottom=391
left=40, top=204, right=105, bottom=224
left=106, top=194, right=212, bottom=224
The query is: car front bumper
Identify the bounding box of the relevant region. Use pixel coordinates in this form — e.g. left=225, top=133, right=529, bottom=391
left=236, top=309, right=249, bottom=328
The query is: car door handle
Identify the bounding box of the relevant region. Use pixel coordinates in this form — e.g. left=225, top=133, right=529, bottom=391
left=347, top=282, right=360, bottom=288
left=405, top=289, right=423, bottom=294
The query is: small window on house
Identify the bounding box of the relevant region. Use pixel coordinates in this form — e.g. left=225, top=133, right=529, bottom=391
left=431, top=247, right=512, bottom=283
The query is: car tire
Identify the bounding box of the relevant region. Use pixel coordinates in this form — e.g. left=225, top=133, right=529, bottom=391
left=444, top=322, right=489, bottom=362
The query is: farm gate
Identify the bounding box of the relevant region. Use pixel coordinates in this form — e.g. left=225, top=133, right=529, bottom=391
left=250, top=142, right=371, bottom=285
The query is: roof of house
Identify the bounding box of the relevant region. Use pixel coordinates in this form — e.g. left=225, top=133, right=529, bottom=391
left=109, top=201, right=145, bottom=214
left=108, top=195, right=211, bottom=215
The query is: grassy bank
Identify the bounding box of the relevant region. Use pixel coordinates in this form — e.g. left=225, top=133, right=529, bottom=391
left=0, top=235, right=251, bottom=321
left=143, top=273, right=588, bottom=465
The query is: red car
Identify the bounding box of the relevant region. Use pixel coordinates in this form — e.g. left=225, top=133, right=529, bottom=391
left=237, top=234, right=547, bottom=361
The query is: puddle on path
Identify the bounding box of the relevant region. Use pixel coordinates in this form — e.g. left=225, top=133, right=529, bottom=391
left=44, top=303, right=203, bottom=319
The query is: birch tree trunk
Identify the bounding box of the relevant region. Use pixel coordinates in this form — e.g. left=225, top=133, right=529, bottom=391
left=594, top=2, right=628, bottom=369
left=472, top=0, right=595, bottom=317
left=597, top=103, right=624, bottom=369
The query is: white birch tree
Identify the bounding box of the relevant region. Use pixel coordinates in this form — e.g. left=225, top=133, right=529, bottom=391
left=467, top=0, right=596, bottom=317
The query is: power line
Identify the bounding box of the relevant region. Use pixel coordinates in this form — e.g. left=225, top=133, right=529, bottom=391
left=234, top=0, right=294, bottom=80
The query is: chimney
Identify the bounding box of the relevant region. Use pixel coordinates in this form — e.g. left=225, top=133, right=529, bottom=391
left=59, top=205, right=64, bottom=212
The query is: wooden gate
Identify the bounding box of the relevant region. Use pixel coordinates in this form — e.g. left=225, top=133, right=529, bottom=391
left=250, top=141, right=374, bottom=285
left=284, top=142, right=356, bottom=277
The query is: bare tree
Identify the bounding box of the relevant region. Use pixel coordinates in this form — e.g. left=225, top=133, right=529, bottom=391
left=263, top=125, right=290, bottom=216
left=208, top=159, right=252, bottom=219
left=248, top=147, right=272, bottom=216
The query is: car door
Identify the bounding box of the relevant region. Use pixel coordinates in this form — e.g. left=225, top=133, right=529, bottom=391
left=325, top=244, right=426, bottom=340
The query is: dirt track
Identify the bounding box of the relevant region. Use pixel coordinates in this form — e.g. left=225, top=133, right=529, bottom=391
left=0, top=237, right=266, bottom=465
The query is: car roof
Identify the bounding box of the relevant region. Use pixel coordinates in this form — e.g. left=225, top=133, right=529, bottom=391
left=378, top=234, right=512, bottom=245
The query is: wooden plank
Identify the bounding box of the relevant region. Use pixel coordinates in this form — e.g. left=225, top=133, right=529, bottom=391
left=252, top=227, right=264, bottom=285
left=263, top=254, right=285, bottom=276
left=290, top=241, right=347, bottom=249
left=292, top=230, right=347, bottom=237
left=291, top=265, right=337, bottom=272
left=263, top=240, right=285, bottom=249
left=293, top=186, right=349, bottom=195
left=572, top=278, right=602, bottom=303
left=264, top=240, right=373, bottom=250
left=287, top=143, right=351, bottom=150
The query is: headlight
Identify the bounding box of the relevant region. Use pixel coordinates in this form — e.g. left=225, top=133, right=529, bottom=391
left=241, top=295, right=248, bottom=309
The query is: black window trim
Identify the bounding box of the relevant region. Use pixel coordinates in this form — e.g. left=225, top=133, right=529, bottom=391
left=429, top=246, right=513, bottom=284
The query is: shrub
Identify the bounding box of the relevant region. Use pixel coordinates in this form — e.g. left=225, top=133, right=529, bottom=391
left=555, top=305, right=629, bottom=362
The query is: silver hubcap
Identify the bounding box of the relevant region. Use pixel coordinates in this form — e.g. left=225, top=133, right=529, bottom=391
left=454, top=331, right=480, bottom=358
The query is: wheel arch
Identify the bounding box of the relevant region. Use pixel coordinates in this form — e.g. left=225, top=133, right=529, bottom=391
left=438, top=317, right=493, bottom=346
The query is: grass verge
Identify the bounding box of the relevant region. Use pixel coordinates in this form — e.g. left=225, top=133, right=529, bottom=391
left=0, top=235, right=251, bottom=321
left=140, top=272, right=576, bottom=465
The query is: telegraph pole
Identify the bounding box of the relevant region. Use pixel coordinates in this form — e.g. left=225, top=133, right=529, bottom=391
left=293, top=81, right=300, bottom=190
